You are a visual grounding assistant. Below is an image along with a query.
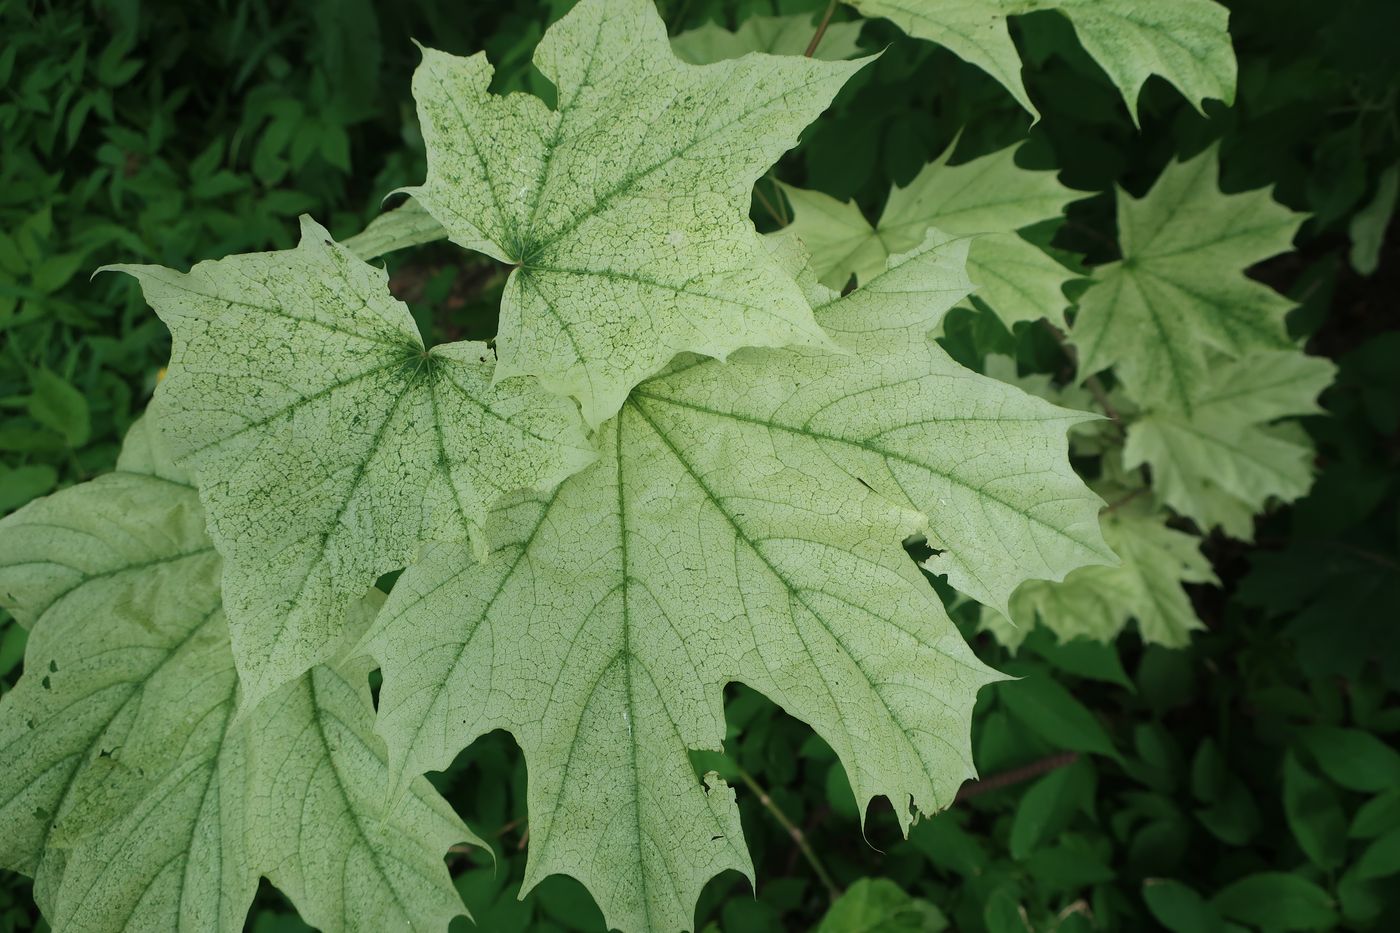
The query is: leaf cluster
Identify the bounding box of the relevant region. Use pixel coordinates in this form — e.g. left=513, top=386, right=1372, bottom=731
left=1, top=0, right=1398, bottom=932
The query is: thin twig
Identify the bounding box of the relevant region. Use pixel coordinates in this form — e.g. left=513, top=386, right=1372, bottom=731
left=753, top=182, right=788, bottom=227
left=784, top=803, right=830, bottom=876
left=1104, top=487, right=1147, bottom=515
left=955, top=751, right=1080, bottom=802
left=1043, top=320, right=1122, bottom=425
left=667, top=0, right=693, bottom=34
left=735, top=764, right=842, bottom=902
left=1083, top=374, right=1122, bottom=424
left=494, top=816, right=524, bottom=838
left=770, top=177, right=790, bottom=225
left=1330, top=540, right=1400, bottom=571
left=804, top=0, right=839, bottom=57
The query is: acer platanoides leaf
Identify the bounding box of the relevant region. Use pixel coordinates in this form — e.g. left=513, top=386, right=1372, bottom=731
left=982, top=503, right=1218, bottom=650
left=106, top=216, right=593, bottom=707
left=781, top=141, right=1082, bottom=330
left=0, top=418, right=478, bottom=932
left=407, top=0, right=865, bottom=425
left=1070, top=147, right=1305, bottom=415
left=848, top=0, right=1236, bottom=121
left=1125, top=349, right=1336, bottom=538
left=362, top=232, right=1110, bottom=932
left=343, top=197, right=449, bottom=261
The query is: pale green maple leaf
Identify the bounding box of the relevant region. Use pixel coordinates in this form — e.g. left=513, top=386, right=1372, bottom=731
left=243, top=656, right=475, bottom=933
left=341, top=7, right=868, bottom=274
left=1070, top=147, right=1304, bottom=415
left=107, top=216, right=593, bottom=707
left=0, top=417, right=477, bottom=932
left=848, top=0, right=1236, bottom=121
left=781, top=141, right=1081, bottom=329
left=362, top=233, right=1109, bottom=932
left=981, top=353, right=1117, bottom=455
left=671, top=12, right=865, bottom=63
left=982, top=503, right=1217, bottom=650
left=407, top=0, right=866, bottom=425
left=976, top=357, right=1219, bottom=650
left=1125, top=349, right=1336, bottom=538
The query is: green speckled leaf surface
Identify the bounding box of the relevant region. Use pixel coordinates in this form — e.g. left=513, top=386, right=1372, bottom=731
left=109, top=217, right=593, bottom=707
left=0, top=419, right=478, bottom=932
left=409, top=0, right=865, bottom=424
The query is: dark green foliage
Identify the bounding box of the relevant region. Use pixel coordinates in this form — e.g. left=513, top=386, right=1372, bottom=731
left=2, top=0, right=1398, bottom=930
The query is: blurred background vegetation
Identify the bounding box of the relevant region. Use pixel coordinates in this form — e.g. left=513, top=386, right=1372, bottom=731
left=2, top=0, right=1398, bottom=930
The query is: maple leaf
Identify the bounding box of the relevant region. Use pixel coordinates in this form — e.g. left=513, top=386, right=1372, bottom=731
left=0, top=418, right=477, bottom=932
left=105, top=216, right=594, bottom=709
left=981, top=353, right=1117, bottom=455
left=781, top=141, right=1082, bottom=330
left=848, top=0, right=1236, bottom=121
left=1069, top=147, right=1304, bottom=415
left=1125, top=349, right=1336, bottom=538
left=362, top=233, right=1109, bottom=931
left=670, top=11, right=866, bottom=63
left=407, top=0, right=866, bottom=425
left=976, top=356, right=1215, bottom=649
left=982, top=503, right=1218, bottom=650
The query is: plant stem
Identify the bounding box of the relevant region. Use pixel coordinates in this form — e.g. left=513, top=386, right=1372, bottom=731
left=66, top=448, right=88, bottom=482
left=805, top=0, right=839, bottom=57
left=772, top=177, right=790, bottom=225
left=1043, top=320, right=1122, bottom=426
left=1104, top=487, right=1147, bottom=514
left=955, top=751, right=1079, bottom=802
left=667, top=0, right=693, bottom=34
left=1083, top=373, right=1122, bottom=424
left=753, top=180, right=788, bottom=227
left=734, top=764, right=841, bottom=902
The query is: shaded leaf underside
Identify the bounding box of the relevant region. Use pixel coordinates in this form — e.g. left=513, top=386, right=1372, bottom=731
left=849, top=0, right=1236, bottom=120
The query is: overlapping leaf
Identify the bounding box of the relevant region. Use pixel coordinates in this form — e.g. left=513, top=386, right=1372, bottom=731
left=977, top=358, right=1214, bottom=649
left=982, top=504, right=1217, bottom=650
left=848, top=0, right=1236, bottom=120
left=407, top=0, right=865, bottom=425
left=363, top=233, right=1110, bottom=931
left=0, top=418, right=477, bottom=932
left=244, top=657, right=475, bottom=933
left=1125, top=350, right=1336, bottom=538
left=670, top=12, right=865, bottom=63
left=1070, top=148, right=1304, bottom=415
left=781, top=141, right=1081, bottom=329
left=108, top=217, right=593, bottom=707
